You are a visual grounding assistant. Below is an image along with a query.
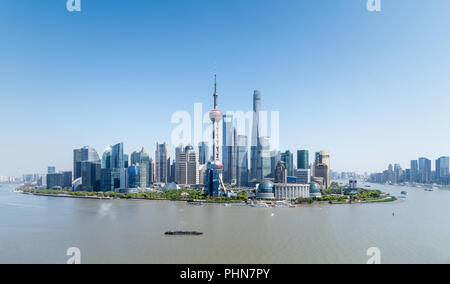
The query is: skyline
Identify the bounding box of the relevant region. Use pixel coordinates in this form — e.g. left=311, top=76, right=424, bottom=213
left=2, top=0, right=450, bottom=176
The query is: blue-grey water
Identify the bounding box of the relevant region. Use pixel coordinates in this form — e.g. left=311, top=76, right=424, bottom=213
left=0, top=182, right=449, bottom=264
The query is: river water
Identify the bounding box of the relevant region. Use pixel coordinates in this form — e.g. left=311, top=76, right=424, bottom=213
left=0, top=182, right=449, bottom=264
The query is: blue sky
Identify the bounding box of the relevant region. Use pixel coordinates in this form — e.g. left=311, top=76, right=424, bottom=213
left=1, top=0, right=450, bottom=176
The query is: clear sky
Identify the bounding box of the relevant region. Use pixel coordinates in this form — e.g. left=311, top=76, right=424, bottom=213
left=1, top=0, right=450, bottom=176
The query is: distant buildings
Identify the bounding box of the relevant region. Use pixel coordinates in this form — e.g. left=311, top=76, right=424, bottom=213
left=73, top=146, right=100, bottom=181
left=370, top=155, right=450, bottom=185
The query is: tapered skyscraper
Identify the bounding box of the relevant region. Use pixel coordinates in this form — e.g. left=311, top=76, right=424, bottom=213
left=250, top=90, right=262, bottom=182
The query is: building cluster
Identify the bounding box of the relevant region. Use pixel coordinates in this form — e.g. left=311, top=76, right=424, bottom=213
left=369, top=156, right=450, bottom=185
left=19, top=77, right=332, bottom=201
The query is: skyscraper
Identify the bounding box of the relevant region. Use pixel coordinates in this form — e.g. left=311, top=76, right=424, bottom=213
left=236, top=135, right=249, bottom=187
left=73, top=146, right=101, bottom=180
left=155, top=142, right=170, bottom=183
left=436, top=157, right=449, bottom=184
left=410, top=160, right=418, bottom=183
left=175, top=145, right=199, bottom=185
left=418, top=157, right=432, bottom=184
left=48, top=167, right=56, bottom=174
left=222, top=114, right=237, bottom=184
left=198, top=141, right=209, bottom=165
left=81, top=160, right=101, bottom=191
left=257, top=136, right=272, bottom=182
left=131, top=147, right=151, bottom=187
left=297, top=150, right=309, bottom=170
left=250, top=90, right=262, bottom=182
left=111, top=143, right=124, bottom=169
left=281, top=150, right=294, bottom=177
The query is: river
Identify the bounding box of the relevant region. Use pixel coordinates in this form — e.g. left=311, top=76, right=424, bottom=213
left=0, top=182, right=449, bottom=264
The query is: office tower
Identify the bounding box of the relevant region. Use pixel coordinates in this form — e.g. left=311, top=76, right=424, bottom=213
left=436, top=157, right=449, bottom=184
left=62, top=171, right=72, bottom=188
left=46, top=173, right=64, bottom=189
left=418, top=157, right=432, bottom=184
left=222, top=114, right=237, bottom=184
left=314, top=164, right=329, bottom=188
left=100, top=168, right=120, bottom=191
left=297, top=150, right=309, bottom=170
left=274, top=161, right=287, bottom=183
left=410, top=160, right=418, bottom=183
left=48, top=167, right=56, bottom=174
left=296, top=169, right=311, bottom=184
left=236, top=135, right=249, bottom=187
left=111, top=143, right=124, bottom=169
left=81, top=160, right=101, bottom=191
left=281, top=150, right=294, bottom=177
left=257, top=136, right=272, bottom=182
left=250, top=90, right=262, bottom=182
left=175, top=145, right=199, bottom=185
left=155, top=142, right=170, bottom=183
left=102, top=147, right=112, bottom=169
left=198, top=141, right=209, bottom=165
left=73, top=146, right=101, bottom=180
left=123, top=154, right=129, bottom=168
left=149, top=158, right=155, bottom=184
left=127, top=165, right=140, bottom=189
left=270, top=150, right=281, bottom=178
left=131, top=147, right=151, bottom=187
left=205, top=73, right=225, bottom=196
left=394, top=164, right=403, bottom=184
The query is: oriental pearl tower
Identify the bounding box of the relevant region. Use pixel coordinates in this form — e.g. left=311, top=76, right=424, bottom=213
left=209, top=73, right=223, bottom=170
left=205, top=71, right=227, bottom=194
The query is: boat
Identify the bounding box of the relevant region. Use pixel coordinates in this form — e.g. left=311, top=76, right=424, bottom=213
left=250, top=202, right=269, bottom=208
left=424, top=188, right=434, bottom=192
left=401, top=191, right=407, bottom=195
left=187, top=201, right=204, bottom=205
left=164, top=231, right=203, bottom=236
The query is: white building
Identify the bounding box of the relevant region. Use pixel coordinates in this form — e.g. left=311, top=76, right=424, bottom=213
left=274, top=183, right=310, bottom=200
left=296, top=169, right=311, bottom=184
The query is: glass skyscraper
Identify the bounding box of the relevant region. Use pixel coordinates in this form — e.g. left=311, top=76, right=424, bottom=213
left=281, top=150, right=294, bottom=177
left=297, top=150, right=309, bottom=170
left=236, top=135, right=249, bottom=187
left=198, top=142, right=209, bottom=165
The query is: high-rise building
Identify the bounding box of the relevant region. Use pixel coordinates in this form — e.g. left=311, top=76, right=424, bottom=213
left=131, top=147, right=151, bottom=187
left=418, top=157, right=432, bottom=184
left=236, top=135, right=249, bottom=187
left=297, top=150, right=309, bottom=170
left=314, top=164, right=329, bottom=188
left=436, top=156, right=449, bottom=184
left=46, top=173, right=64, bottom=189
left=100, top=168, right=120, bottom=191
left=410, top=160, right=418, bottom=183
left=73, top=146, right=101, bottom=180
left=274, top=161, right=287, bottom=183
left=48, top=167, right=56, bottom=174
left=155, top=142, right=170, bottom=183
left=281, top=150, right=294, bottom=177
left=111, top=143, right=124, bottom=169
left=222, top=114, right=237, bottom=184
left=296, top=169, right=311, bottom=184
left=198, top=142, right=209, bottom=165
left=175, top=145, right=199, bottom=185
left=250, top=90, right=262, bottom=182
left=127, top=165, right=140, bottom=189
left=256, top=136, right=272, bottom=182
left=81, top=160, right=101, bottom=191
left=270, top=150, right=281, bottom=178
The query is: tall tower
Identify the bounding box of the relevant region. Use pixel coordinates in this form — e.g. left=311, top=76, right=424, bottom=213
left=209, top=73, right=223, bottom=170
left=250, top=90, right=262, bottom=182
left=205, top=72, right=227, bottom=196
